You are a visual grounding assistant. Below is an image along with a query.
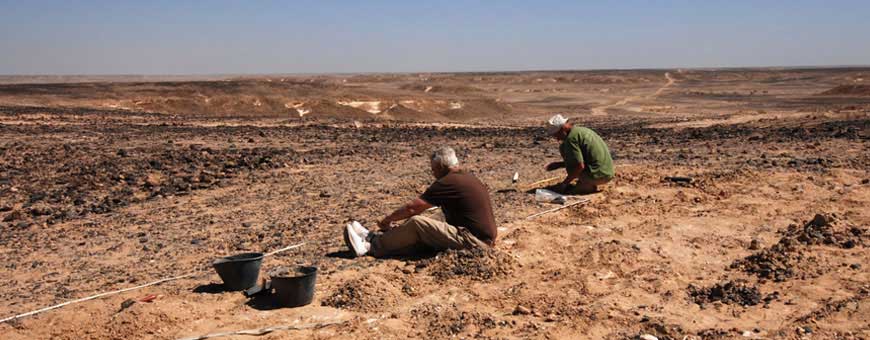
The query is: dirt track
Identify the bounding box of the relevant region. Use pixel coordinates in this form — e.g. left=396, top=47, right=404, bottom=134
left=1, top=68, right=869, bottom=339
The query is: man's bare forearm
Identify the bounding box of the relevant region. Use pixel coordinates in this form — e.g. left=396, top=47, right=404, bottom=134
left=379, top=198, right=433, bottom=229
left=384, top=204, right=418, bottom=224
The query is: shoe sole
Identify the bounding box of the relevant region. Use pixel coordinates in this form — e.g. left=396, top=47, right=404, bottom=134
left=342, top=225, right=357, bottom=258
left=344, top=224, right=368, bottom=257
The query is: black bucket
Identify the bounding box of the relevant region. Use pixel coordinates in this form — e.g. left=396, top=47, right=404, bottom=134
left=212, top=252, right=263, bottom=291
left=271, top=266, right=318, bottom=307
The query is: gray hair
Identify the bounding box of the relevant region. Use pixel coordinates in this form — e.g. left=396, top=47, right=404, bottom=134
left=431, top=146, right=459, bottom=168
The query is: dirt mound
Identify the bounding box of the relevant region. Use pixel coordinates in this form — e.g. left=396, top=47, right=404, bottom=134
left=784, top=213, right=865, bottom=248
left=321, top=275, right=403, bottom=312
left=420, top=248, right=516, bottom=281
left=819, top=84, right=870, bottom=96
left=688, top=280, right=766, bottom=307
left=730, top=241, right=819, bottom=281
left=410, top=303, right=504, bottom=338
left=730, top=213, right=865, bottom=281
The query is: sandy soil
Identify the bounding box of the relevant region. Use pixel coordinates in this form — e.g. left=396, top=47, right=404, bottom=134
left=0, top=68, right=868, bottom=339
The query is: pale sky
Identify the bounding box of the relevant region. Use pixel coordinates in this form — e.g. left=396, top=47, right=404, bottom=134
left=1, top=1, right=868, bottom=75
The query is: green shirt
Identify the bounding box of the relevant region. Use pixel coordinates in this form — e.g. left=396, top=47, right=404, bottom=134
left=559, top=126, right=614, bottom=180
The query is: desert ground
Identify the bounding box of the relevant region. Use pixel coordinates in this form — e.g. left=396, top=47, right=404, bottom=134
left=0, top=68, right=868, bottom=339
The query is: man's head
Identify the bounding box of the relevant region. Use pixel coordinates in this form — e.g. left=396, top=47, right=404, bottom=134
left=430, top=146, right=459, bottom=179
left=546, top=114, right=572, bottom=140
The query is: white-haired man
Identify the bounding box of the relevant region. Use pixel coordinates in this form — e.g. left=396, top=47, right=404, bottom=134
left=343, top=146, right=496, bottom=258
left=544, top=114, right=614, bottom=194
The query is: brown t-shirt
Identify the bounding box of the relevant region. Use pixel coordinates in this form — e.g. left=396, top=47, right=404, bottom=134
left=420, top=171, right=497, bottom=245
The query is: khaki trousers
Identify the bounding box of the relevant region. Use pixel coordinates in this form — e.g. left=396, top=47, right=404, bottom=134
left=567, top=170, right=612, bottom=195
left=371, top=215, right=489, bottom=258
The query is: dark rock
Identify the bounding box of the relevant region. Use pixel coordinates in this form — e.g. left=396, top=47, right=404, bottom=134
left=28, top=205, right=53, bottom=216
left=513, top=305, right=531, bottom=315
left=688, top=280, right=762, bottom=306
left=749, top=238, right=761, bottom=250
left=3, top=210, right=23, bottom=222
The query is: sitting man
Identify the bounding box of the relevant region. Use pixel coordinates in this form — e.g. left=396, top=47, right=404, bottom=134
left=544, top=114, right=615, bottom=194
left=344, top=146, right=496, bottom=258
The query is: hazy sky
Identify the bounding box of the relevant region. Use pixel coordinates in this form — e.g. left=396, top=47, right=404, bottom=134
left=1, top=1, right=868, bottom=75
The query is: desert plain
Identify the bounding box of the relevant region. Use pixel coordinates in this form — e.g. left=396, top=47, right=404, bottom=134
left=0, top=68, right=868, bottom=339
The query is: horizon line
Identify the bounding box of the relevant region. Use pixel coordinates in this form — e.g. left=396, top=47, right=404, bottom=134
left=2, top=63, right=870, bottom=79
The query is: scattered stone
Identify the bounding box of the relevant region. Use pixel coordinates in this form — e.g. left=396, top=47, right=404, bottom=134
left=28, top=204, right=53, bottom=216
left=638, top=334, right=658, bottom=340
left=688, top=280, right=763, bottom=306
left=242, top=222, right=252, bottom=228
left=732, top=213, right=866, bottom=281
left=787, top=213, right=865, bottom=248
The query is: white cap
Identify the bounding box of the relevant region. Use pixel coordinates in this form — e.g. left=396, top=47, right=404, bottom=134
left=546, top=114, right=568, bottom=135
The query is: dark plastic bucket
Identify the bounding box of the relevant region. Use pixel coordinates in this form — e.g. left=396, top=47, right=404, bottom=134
left=212, top=252, right=263, bottom=291
left=271, top=266, right=318, bottom=307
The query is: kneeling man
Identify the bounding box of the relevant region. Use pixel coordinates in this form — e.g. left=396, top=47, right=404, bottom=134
left=544, top=114, right=615, bottom=194
left=344, top=146, right=496, bottom=257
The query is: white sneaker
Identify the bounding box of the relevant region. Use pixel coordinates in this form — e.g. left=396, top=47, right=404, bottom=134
left=344, top=223, right=370, bottom=257
left=350, top=221, right=371, bottom=240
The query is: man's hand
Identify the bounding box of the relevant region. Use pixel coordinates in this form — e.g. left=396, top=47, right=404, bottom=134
left=377, top=218, right=392, bottom=231
left=545, top=161, right=565, bottom=171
